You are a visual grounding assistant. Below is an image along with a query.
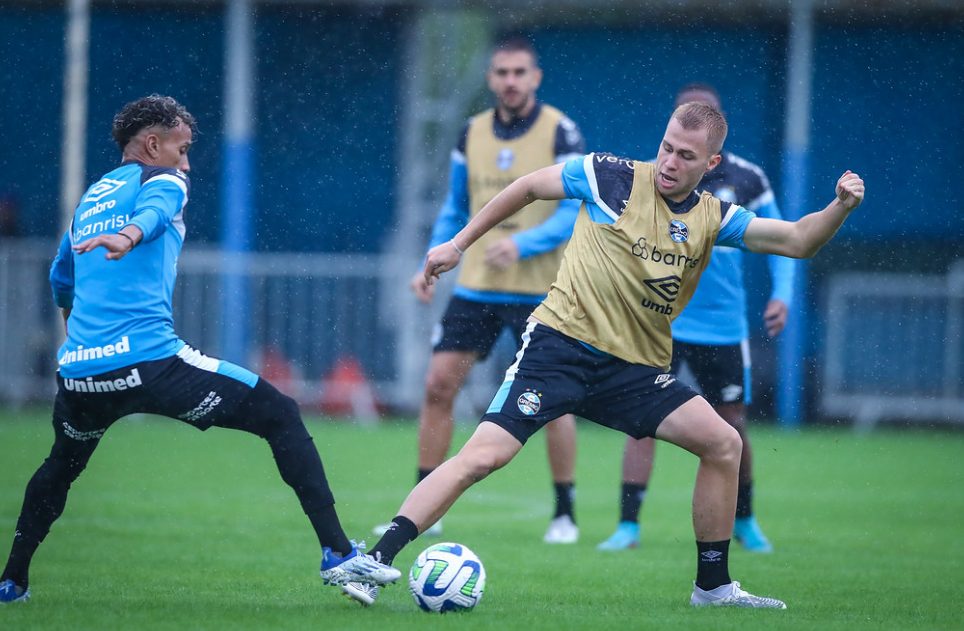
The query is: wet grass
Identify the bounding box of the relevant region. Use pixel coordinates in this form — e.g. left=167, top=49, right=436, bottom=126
left=1, top=409, right=962, bottom=630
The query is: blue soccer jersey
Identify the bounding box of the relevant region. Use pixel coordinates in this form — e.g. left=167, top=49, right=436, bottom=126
left=671, top=152, right=794, bottom=344
left=51, top=162, right=192, bottom=378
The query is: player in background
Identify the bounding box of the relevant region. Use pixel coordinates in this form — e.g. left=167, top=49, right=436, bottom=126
left=0, top=95, right=399, bottom=605
left=598, top=83, right=793, bottom=553
left=374, top=37, right=585, bottom=545
left=365, top=102, right=864, bottom=608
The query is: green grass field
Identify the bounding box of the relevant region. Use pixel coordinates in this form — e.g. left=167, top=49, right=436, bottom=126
left=1, top=409, right=962, bottom=630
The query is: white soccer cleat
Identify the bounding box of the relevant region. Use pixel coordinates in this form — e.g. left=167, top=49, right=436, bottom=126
left=690, top=581, right=787, bottom=609
left=341, top=581, right=379, bottom=606
left=543, top=515, right=579, bottom=544
left=320, top=544, right=401, bottom=586
left=372, top=520, right=443, bottom=538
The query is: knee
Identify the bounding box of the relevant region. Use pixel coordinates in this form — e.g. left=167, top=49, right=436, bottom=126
left=423, top=370, right=461, bottom=405
left=251, top=384, right=306, bottom=440
left=455, top=444, right=513, bottom=483
left=31, top=454, right=85, bottom=491
left=703, top=424, right=743, bottom=469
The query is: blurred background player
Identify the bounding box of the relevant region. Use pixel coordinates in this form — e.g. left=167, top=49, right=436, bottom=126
left=597, top=84, right=794, bottom=553
left=0, top=95, right=399, bottom=605
left=375, top=36, right=586, bottom=544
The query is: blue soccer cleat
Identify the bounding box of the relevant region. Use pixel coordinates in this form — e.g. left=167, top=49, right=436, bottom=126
left=320, top=542, right=401, bottom=586
left=0, top=579, right=29, bottom=604
left=597, top=521, right=640, bottom=551
left=733, top=516, right=773, bottom=553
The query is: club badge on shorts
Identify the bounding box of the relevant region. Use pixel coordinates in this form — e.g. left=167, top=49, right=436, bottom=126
left=517, top=390, right=542, bottom=416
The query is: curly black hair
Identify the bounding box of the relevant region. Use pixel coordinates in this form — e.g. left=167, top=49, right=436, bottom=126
left=111, top=94, right=197, bottom=150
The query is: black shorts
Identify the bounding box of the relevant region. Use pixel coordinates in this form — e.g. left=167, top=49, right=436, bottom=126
left=671, top=340, right=751, bottom=406
left=53, top=344, right=261, bottom=440
left=432, top=296, right=539, bottom=360
left=481, top=323, right=698, bottom=444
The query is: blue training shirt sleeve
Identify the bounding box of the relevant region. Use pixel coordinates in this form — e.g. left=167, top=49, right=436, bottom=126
left=560, top=155, right=595, bottom=202
left=49, top=230, right=75, bottom=309
left=127, top=175, right=188, bottom=243
left=512, top=197, right=580, bottom=258
left=715, top=203, right=756, bottom=248
left=427, top=151, right=470, bottom=251
left=755, top=198, right=795, bottom=305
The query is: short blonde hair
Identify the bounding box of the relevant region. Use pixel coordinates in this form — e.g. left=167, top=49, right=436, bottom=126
left=672, top=102, right=728, bottom=155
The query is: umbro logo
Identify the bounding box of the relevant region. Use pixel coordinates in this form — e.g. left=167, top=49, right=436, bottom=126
left=701, top=550, right=723, bottom=562
left=643, top=275, right=681, bottom=303
left=82, top=178, right=127, bottom=202
left=655, top=374, right=676, bottom=388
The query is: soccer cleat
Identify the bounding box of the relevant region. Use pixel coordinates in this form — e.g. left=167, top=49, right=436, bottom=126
left=372, top=520, right=443, bottom=538
left=597, top=521, right=640, bottom=551
left=690, top=581, right=786, bottom=609
left=0, top=579, right=29, bottom=604
left=320, top=543, right=401, bottom=586
left=733, top=516, right=773, bottom=553
left=543, top=515, right=579, bottom=544
left=341, top=581, right=379, bottom=606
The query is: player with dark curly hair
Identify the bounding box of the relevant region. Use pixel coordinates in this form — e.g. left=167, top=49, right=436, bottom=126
left=109, top=94, right=199, bottom=150
left=0, top=95, right=400, bottom=605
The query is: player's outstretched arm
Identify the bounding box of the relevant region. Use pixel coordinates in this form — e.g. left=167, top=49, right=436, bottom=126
left=423, top=163, right=567, bottom=285
left=743, top=170, right=864, bottom=258
left=73, top=226, right=144, bottom=260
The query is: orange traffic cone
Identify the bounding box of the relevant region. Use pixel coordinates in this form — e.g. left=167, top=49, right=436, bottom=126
left=319, top=355, right=379, bottom=422
left=258, top=345, right=300, bottom=398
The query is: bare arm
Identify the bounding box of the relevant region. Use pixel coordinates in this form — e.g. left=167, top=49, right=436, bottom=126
left=423, top=163, right=567, bottom=284
left=72, top=225, right=144, bottom=261
left=743, top=171, right=865, bottom=258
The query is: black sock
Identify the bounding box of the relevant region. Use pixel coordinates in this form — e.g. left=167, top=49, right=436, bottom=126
left=2, top=530, right=38, bottom=589
left=369, top=515, right=418, bottom=565
left=619, top=483, right=647, bottom=524
left=736, top=482, right=753, bottom=519
left=308, top=504, right=352, bottom=556
left=417, top=468, right=434, bottom=484
left=553, top=482, right=575, bottom=521
left=695, top=540, right=732, bottom=591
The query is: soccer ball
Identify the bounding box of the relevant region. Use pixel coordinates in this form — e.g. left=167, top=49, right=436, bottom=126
left=408, top=542, right=486, bottom=613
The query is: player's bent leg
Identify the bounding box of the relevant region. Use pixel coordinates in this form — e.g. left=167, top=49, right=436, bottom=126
left=716, top=403, right=751, bottom=481
left=218, top=378, right=360, bottom=572
left=657, top=398, right=784, bottom=607
left=716, top=403, right=772, bottom=553
left=1, top=416, right=103, bottom=593
left=367, top=420, right=525, bottom=578
left=544, top=414, right=578, bottom=544
left=655, top=397, right=741, bottom=542
left=371, top=352, right=477, bottom=538
left=403, top=421, right=523, bottom=531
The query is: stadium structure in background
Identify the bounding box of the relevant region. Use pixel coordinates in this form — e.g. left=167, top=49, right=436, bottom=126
left=0, top=0, right=961, bottom=427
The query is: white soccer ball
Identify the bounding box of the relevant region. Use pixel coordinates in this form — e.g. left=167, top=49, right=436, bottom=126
left=408, top=541, right=486, bottom=613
